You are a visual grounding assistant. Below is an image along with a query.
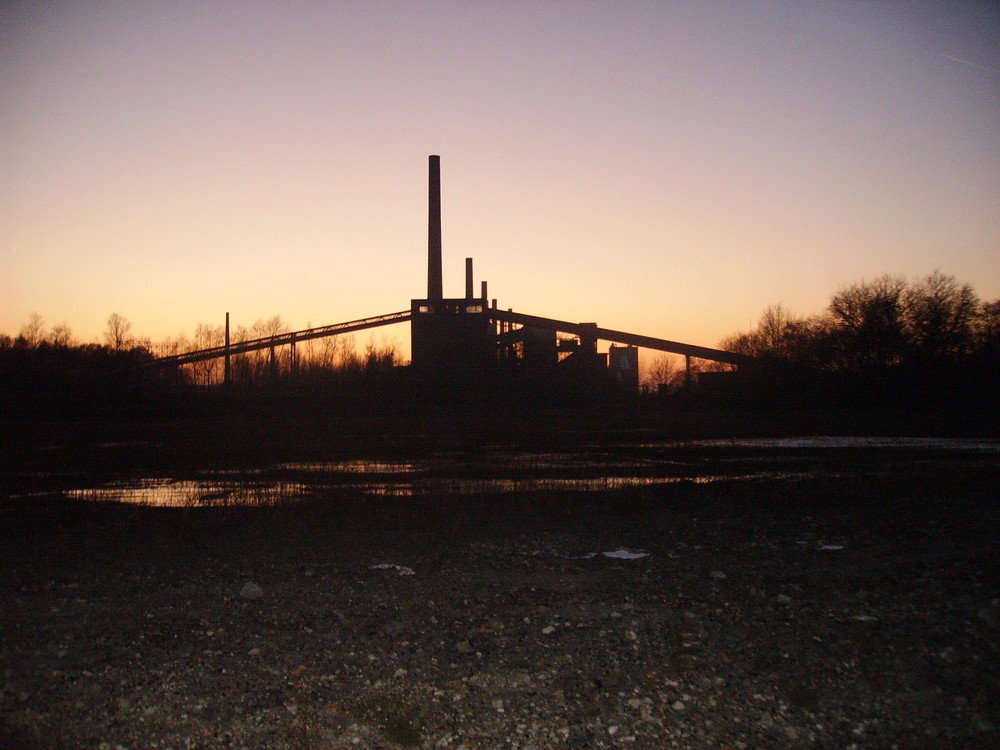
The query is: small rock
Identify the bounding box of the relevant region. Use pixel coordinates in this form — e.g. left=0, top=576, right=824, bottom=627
left=978, top=600, right=1000, bottom=628
left=938, top=646, right=958, bottom=663
left=371, top=563, right=416, bottom=576
left=240, top=582, right=264, bottom=600
left=456, top=640, right=474, bottom=654
left=710, top=571, right=727, bottom=581
left=672, top=700, right=686, bottom=711
left=973, top=717, right=996, bottom=732
left=602, top=549, right=649, bottom=559
left=541, top=625, right=556, bottom=635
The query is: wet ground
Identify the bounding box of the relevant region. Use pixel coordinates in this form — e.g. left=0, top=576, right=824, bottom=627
left=7, top=428, right=999, bottom=508
left=1, top=411, right=999, bottom=748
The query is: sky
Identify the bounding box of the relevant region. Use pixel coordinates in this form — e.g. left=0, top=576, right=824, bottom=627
left=3, top=0, right=999, bottom=359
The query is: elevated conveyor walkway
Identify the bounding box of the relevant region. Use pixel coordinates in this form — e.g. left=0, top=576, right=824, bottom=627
left=490, top=309, right=755, bottom=367
left=151, top=310, right=411, bottom=368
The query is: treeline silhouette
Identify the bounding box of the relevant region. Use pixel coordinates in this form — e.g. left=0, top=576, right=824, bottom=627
left=712, top=271, right=999, bottom=407
left=3, top=271, right=998, bottom=416
left=1, top=313, right=402, bottom=417
left=0, top=338, right=157, bottom=417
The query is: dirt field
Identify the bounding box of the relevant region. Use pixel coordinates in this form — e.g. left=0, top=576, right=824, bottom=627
left=2, top=410, right=998, bottom=748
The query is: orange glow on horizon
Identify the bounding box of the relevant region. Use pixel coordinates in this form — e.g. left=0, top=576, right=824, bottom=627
left=3, top=3, right=998, bottom=352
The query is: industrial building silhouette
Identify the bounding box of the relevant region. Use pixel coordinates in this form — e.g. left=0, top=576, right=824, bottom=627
left=156, top=156, right=754, bottom=391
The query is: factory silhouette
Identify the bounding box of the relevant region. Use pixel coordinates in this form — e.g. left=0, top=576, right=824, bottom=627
left=158, top=156, right=754, bottom=397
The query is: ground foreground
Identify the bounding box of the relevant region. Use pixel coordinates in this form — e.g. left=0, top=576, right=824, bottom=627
left=1, top=415, right=999, bottom=749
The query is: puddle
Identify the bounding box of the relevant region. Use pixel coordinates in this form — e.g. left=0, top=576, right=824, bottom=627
left=335, top=473, right=797, bottom=497
left=65, top=479, right=311, bottom=507
left=277, top=460, right=417, bottom=474
left=26, top=435, right=997, bottom=507
left=49, top=471, right=806, bottom=505
left=674, top=437, right=1000, bottom=452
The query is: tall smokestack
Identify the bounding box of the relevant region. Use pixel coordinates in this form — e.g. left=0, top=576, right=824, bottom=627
left=427, top=155, right=443, bottom=301
left=465, top=257, right=473, bottom=299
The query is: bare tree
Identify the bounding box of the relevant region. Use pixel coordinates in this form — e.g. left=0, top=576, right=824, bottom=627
left=104, top=313, right=133, bottom=350
left=902, top=271, right=978, bottom=362
left=643, top=353, right=682, bottom=390
left=364, top=335, right=400, bottom=371
left=828, top=275, right=907, bottom=369
left=192, top=323, right=225, bottom=384
left=972, top=299, right=1000, bottom=360
left=50, top=322, right=75, bottom=347
left=247, top=315, right=291, bottom=379
left=718, top=305, right=824, bottom=364
left=756, top=304, right=819, bottom=360
left=304, top=335, right=345, bottom=372
left=718, top=330, right=757, bottom=358
left=338, top=335, right=362, bottom=373
left=18, top=313, right=45, bottom=347
left=251, top=315, right=289, bottom=339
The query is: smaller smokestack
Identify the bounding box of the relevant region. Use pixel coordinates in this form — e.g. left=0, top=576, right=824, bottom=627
left=224, top=312, right=231, bottom=386
left=465, top=258, right=473, bottom=299
left=481, top=280, right=487, bottom=302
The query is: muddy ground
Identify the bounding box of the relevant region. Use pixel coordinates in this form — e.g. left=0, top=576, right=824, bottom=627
left=1, top=412, right=998, bottom=748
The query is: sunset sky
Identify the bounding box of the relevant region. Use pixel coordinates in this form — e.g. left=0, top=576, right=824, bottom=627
left=3, top=1, right=998, bottom=358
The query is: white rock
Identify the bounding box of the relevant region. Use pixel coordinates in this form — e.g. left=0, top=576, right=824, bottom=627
left=602, top=549, right=649, bottom=560
left=240, top=582, right=264, bottom=600
left=371, top=563, right=416, bottom=576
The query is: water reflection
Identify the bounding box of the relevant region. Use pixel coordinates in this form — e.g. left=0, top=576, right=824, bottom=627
left=337, top=473, right=799, bottom=497
left=58, top=472, right=783, bottom=506
left=277, top=460, right=416, bottom=474
left=42, top=436, right=999, bottom=507
left=671, top=437, right=1000, bottom=452
left=66, top=479, right=311, bottom=507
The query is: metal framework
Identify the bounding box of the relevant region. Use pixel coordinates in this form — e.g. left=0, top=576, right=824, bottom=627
left=490, top=309, right=755, bottom=367
left=152, top=306, right=752, bottom=372
left=152, top=310, right=411, bottom=368
left=149, top=156, right=756, bottom=381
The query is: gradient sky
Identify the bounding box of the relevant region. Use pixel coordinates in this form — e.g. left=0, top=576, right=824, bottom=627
left=3, top=1, right=998, bottom=358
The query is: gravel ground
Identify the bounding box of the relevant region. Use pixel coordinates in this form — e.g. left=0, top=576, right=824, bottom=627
left=2, top=457, right=999, bottom=749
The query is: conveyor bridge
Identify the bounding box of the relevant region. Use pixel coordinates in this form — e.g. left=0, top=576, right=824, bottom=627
left=152, top=311, right=410, bottom=368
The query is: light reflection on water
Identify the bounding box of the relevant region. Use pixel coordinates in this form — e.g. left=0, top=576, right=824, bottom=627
left=278, top=453, right=692, bottom=476
left=277, top=460, right=417, bottom=474
left=59, top=473, right=776, bottom=506
left=45, top=436, right=998, bottom=507
left=338, top=473, right=798, bottom=497
left=664, top=437, right=1000, bottom=452
left=66, top=479, right=311, bottom=507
